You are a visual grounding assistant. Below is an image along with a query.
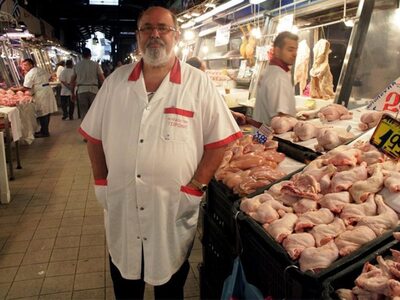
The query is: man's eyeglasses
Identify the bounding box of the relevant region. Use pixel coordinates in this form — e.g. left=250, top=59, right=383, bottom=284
left=138, top=25, right=177, bottom=35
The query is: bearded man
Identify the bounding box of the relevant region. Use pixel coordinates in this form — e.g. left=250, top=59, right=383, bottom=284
left=79, top=6, right=242, bottom=300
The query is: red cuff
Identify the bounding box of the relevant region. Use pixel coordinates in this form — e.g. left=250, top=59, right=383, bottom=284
left=204, top=131, right=243, bottom=149
left=78, top=127, right=102, bottom=144
left=95, top=179, right=107, bottom=186
left=180, top=185, right=204, bottom=197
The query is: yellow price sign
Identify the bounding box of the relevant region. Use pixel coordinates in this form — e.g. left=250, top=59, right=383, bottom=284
left=370, top=114, right=400, bottom=159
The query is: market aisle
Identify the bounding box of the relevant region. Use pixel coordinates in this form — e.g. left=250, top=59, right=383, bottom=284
left=0, top=113, right=202, bottom=299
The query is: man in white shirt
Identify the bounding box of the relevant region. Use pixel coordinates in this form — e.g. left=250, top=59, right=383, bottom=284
left=71, top=48, right=105, bottom=120
left=11, top=58, right=58, bottom=138
left=79, top=6, right=241, bottom=300
left=253, top=31, right=299, bottom=125
left=59, top=59, right=75, bottom=120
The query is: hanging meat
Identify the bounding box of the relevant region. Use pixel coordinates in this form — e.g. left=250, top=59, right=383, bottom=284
left=309, top=39, right=335, bottom=99
left=246, top=24, right=256, bottom=66
left=294, top=40, right=310, bottom=95
left=239, top=25, right=248, bottom=59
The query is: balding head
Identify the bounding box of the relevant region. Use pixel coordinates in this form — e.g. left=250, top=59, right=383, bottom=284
left=137, top=6, right=178, bottom=31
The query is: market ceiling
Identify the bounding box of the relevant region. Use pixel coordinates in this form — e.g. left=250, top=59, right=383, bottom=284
left=20, top=0, right=172, bottom=50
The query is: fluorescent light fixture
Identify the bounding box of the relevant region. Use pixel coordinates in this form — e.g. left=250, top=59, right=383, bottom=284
left=184, top=30, right=195, bottom=41
left=204, top=3, right=216, bottom=8
left=181, top=20, right=195, bottom=29
left=177, top=17, right=185, bottom=23
left=191, top=12, right=201, bottom=17
left=183, top=13, right=192, bottom=19
left=194, top=0, right=245, bottom=23
left=89, top=0, right=118, bottom=5
left=249, top=0, right=266, bottom=4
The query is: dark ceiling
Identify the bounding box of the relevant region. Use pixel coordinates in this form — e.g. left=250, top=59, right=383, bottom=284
left=19, top=0, right=173, bottom=59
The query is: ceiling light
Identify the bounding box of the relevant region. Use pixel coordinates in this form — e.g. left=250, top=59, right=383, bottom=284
left=183, top=14, right=192, bottom=19
left=249, top=0, right=266, bottom=4
left=204, top=3, right=216, bottom=8
left=251, top=27, right=262, bottom=39
left=191, top=12, right=200, bottom=17
left=184, top=30, right=195, bottom=41
left=177, top=17, right=185, bottom=23
left=194, top=0, right=245, bottom=23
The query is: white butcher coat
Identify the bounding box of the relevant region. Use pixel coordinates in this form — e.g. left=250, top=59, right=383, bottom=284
left=23, top=67, right=58, bottom=117
left=253, top=64, right=296, bottom=125
left=79, top=59, right=242, bottom=285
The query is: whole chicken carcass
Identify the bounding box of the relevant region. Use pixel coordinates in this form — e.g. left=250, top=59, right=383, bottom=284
left=263, top=213, right=298, bottom=243
left=270, top=115, right=298, bottom=134
left=335, top=225, right=377, bottom=256
left=282, top=232, right=315, bottom=260
left=315, top=128, right=355, bottom=152
left=340, top=194, right=377, bottom=225
left=357, top=195, right=399, bottom=236
left=318, top=104, right=353, bottom=122
left=294, top=40, right=310, bottom=95
left=310, top=217, right=346, bottom=246
left=299, top=240, right=339, bottom=272
left=359, top=111, right=385, bottom=131
left=324, top=146, right=362, bottom=168
left=292, top=121, right=320, bottom=142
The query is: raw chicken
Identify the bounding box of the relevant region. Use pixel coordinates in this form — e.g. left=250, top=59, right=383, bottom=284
left=292, top=198, right=319, bottom=214
left=258, top=150, right=286, bottom=163
left=355, top=268, right=400, bottom=297
left=270, top=115, right=298, bottom=134
left=335, top=289, right=355, bottom=300
left=295, top=208, right=335, bottom=231
left=340, top=194, right=377, bottom=225
left=359, top=111, right=384, bottom=131
left=318, top=104, right=353, bottom=122
left=249, top=197, right=293, bottom=224
left=383, top=171, right=400, bottom=193
left=315, top=128, right=355, bottom=152
left=381, top=188, right=400, bottom=214
left=309, top=39, right=335, bottom=100
left=240, top=197, right=261, bottom=214
left=264, top=213, right=298, bottom=243
left=292, top=121, right=319, bottom=142
left=299, top=240, right=339, bottom=272
left=324, top=147, right=362, bottom=168
left=296, top=164, right=336, bottom=182
left=229, top=153, right=265, bottom=169
left=282, top=232, right=315, bottom=260
left=335, top=225, right=377, bottom=256
left=330, top=162, right=368, bottom=192
left=358, top=144, right=385, bottom=165
left=310, top=217, right=346, bottom=246
left=294, top=40, right=310, bottom=95
left=318, top=191, right=351, bottom=214
left=281, top=174, right=321, bottom=201
left=349, top=164, right=384, bottom=203
left=357, top=195, right=399, bottom=236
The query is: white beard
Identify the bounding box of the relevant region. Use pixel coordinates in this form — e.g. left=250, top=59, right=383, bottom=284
left=141, top=38, right=173, bottom=67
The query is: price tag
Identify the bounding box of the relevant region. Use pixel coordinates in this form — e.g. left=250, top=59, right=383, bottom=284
left=370, top=114, right=400, bottom=159
left=253, top=123, right=274, bottom=144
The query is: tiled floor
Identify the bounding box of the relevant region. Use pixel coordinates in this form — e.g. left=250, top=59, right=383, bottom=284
left=0, top=112, right=202, bottom=299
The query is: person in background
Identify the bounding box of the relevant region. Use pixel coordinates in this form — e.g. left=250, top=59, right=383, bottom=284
left=79, top=6, right=242, bottom=299
left=11, top=58, right=58, bottom=138
left=186, top=56, right=247, bottom=125
left=253, top=31, right=298, bottom=125
left=59, top=59, right=75, bottom=120
left=71, top=48, right=105, bottom=121
left=55, top=61, right=65, bottom=81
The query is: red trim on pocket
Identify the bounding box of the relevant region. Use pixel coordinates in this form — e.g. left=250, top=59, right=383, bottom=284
left=95, top=179, right=108, bottom=186
left=204, top=131, right=243, bottom=150
left=180, top=185, right=203, bottom=197
left=78, top=127, right=102, bottom=144
left=164, top=107, right=194, bottom=118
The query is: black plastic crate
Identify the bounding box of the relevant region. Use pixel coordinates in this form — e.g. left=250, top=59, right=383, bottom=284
left=201, top=212, right=236, bottom=296
left=206, top=179, right=240, bottom=244
left=322, top=240, right=399, bottom=299
left=238, top=213, right=400, bottom=299
left=199, top=263, right=226, bottom=300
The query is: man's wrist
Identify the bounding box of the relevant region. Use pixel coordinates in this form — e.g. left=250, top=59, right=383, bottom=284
left=189, top=178, right=208, bottom=192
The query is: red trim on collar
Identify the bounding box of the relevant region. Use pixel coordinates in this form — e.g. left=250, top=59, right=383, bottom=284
left=127, top=58, right=181, bottom=84
left=270, top=57, right=290, bottom=72
left=128, top=60, right=143, bottom=81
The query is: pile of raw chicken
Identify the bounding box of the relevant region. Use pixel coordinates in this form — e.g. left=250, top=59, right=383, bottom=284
left=215, top=135, right=287, bottom=195
left=335, top=232, right=400, bottom=299
left=0, top=89, right=31, bottom=106
left=240, top=142, right=400, bottom=273
left=271, top=104, right=386, bottom=152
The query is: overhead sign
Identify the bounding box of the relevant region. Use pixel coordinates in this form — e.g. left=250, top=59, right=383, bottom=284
left=215, top=23, right=231, bottom=47
left=367, top=77, right=400, bottom=111
left=370, top=114, right=400, bottom=159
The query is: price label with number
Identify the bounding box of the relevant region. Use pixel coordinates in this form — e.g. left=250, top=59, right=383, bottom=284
left=370, top=114, right=400, bottom=159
